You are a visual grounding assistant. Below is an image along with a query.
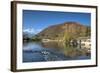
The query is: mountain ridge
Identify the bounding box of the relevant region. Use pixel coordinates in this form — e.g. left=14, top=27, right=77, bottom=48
left=37, top=21, right=90, bottom=39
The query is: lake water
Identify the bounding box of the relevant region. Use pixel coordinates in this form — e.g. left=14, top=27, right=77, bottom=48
left=23, top=42, right=91, bottom=62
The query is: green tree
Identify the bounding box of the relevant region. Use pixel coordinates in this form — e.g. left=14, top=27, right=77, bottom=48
left=63, top=32, right=74, bottom=45
left=85, top=27, right=91, bottom=36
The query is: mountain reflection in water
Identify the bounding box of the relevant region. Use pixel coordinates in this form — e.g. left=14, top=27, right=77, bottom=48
left=23, top=42, right=91, bottom=62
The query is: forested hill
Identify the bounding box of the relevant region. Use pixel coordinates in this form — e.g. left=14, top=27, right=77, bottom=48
left=37, top=22, right=90, bottom=39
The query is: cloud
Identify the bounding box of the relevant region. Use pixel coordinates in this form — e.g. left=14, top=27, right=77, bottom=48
left=23, top=28, right=42, bottom=34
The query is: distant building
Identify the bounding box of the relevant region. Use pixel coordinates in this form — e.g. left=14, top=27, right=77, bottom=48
left=42, top=39, right=51, bottom=42
left=70, top=39, right=78, bottom=47
left=77, top=37, right=91, bottom=50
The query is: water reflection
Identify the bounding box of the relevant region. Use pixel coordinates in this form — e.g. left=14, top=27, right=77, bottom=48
left=23, top=41, right=91, bottom=62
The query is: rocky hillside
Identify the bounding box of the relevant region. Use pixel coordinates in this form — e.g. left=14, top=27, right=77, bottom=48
left=37, top=22, right=90, bottom=39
